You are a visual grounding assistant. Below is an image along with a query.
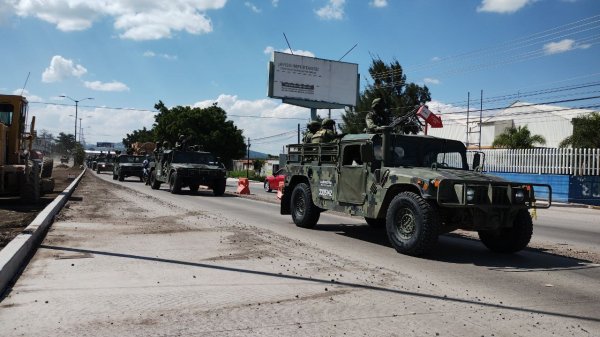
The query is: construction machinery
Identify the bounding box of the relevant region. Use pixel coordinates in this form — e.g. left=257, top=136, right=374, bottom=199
left=0, top=94, right=54, bottom=202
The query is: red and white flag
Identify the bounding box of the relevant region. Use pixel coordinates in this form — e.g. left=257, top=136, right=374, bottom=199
left=416, top=105, right=443, bottom=128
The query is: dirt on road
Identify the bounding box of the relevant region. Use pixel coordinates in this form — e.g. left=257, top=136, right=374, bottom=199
left=0, top=165, right=82, bottom=248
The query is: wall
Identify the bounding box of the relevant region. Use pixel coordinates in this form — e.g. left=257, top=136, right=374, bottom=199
left=488, top=172, right=600, bottom=206
left=487, top=172, right=568, bottom=202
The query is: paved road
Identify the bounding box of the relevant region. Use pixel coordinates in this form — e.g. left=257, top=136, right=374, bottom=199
left=1, top=171, right=598, bottom=336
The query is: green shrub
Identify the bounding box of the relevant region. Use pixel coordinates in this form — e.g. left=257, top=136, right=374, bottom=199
left=228, top=170, right=265, bottom=182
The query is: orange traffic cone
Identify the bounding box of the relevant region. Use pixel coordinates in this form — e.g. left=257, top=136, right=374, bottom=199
left=276, top=181, right=284, bottom=200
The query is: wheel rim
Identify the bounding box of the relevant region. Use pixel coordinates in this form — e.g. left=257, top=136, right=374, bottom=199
left=294, top=193, right=306, bottom=217
left=395, top=208, right=416, bottom=240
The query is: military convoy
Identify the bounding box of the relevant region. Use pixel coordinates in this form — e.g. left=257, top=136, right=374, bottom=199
left=149, top=149, right=227, bottom=196
left=280, top=127, right=551, bottom=256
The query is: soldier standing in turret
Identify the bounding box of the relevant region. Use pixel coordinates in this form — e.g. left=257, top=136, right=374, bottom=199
left=311, top=118, right=337, bottom=143
left=303, top=120, right=321, bottom=143
left=365, top=98, right=390, bottom=133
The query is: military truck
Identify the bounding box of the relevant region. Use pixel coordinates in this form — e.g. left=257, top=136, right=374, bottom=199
left=149, top=149, right=227, bottom=195
left=113, top=154, right=145, bottom=181
left=280, top=128, right=551, bottom=256
left=95, top=155, right=114, bottom=174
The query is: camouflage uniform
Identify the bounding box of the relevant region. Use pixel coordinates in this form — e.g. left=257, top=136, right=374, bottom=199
left=303, top=120, right=322, bottom=143
left=365, top=98, right=389, bottom=133
left=311, top=118, right=336, bottom=143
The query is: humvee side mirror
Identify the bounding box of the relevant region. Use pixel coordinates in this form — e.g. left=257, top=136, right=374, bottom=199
left=361, top=144, right=375, bottom=163
left=473, top=153, right=481, bottom=171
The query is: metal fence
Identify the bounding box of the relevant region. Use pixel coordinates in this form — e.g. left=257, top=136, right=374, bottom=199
left=472, top=148, right=600, bottom=176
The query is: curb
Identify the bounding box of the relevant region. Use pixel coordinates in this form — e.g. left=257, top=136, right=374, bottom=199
left=0, top=168, right=86, bottom=297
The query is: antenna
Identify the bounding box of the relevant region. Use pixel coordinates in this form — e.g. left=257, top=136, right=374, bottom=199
left=283, top=32, right=294, bottom=55
left=20, top=72, right=30, bottom=96
left=338, top=43, right=358, bottom=61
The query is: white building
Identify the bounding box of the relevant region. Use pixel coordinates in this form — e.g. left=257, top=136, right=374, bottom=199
left=428, top=101, right=597, bottom=148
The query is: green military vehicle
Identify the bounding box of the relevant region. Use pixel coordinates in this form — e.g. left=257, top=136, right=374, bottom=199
left=149, top=149, right=227, bottom=195
left=280, top=128, right=551, bottom=256
left=95, top=155, right=114, bottom=174
left=112, top=154, right=145, bottom=182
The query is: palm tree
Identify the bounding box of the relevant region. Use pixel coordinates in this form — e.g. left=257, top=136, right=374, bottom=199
left=492, top=125, right=546, bottom=149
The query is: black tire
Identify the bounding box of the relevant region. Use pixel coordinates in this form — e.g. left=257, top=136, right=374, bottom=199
left=189, top=183, right=199, bottom=193
left=118, top=171, right=124, bottom=181
left=169, top=172, right=181, bottom=194
left=290, top=183, right=320, bottom=228
left=20, top=164, right=41, bottom=203
left=97, top=168, right=101, bottom=174
left=478, top=209, right=533, bottom=253
left=41, top=157, right=53, bottom=178
left=213, top=178, right=226, bottom=196
left=139, top=176, right=144, bottom=182
left=150, top=171, right=161, bottom=190
left=264, top=180, right=272, bottom=192
left=112, top=172, right=117, bottom=180
left=365, top=217, right=386, bottom=229
left=385, top=192, right=439, bottom=256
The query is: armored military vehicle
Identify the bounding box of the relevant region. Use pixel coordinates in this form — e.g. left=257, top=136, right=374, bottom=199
left=149, top=149, right=227, bottom=195
left=113, top=154, right=145, bottom=181
left=280, top=128, right=551, bottom=256
left=95, top=155, right=114, bottom=174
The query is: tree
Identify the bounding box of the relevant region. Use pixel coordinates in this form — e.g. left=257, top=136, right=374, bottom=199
left=55, top=132, right=76, bottom=154
left=340, top=58, right=431, bottom=134
left=122, top=127, right=155, bottom=148
left=492, top=125, right=546, bottom=149
left=559, top=112, right=600, bottom=148
left=153, top=101, right=246, bottom=165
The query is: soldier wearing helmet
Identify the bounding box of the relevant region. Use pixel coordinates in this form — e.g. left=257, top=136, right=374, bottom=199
left=311, top=118, right=337, bottom=143
left=365, top=97, right=390, bottom=133
left=303, top=120, right=322, bottom=143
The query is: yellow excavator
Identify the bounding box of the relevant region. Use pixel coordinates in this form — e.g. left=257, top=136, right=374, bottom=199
left=0, top=94, right=54, bottom=202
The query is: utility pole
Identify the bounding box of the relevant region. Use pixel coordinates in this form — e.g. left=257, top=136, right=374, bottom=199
left=297, top=123, right=300, bottom=144
left=479, top=90, right=483, bottom=150
left=60, top=95, right=93, bottom=143
left=246, top=138, right=250, bottom=179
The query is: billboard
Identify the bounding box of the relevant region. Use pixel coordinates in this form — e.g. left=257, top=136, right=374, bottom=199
left=268, top=52, right=358, bottom=107
left=96, top=142, right=114, bottom=148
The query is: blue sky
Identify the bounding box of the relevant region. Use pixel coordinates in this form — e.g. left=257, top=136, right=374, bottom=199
left=1, top=0, right=599, bottom=155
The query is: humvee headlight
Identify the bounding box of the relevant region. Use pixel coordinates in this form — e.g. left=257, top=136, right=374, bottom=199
left=466, top=188, right=475, bottom=202
left=515, top=190, right=525, bottom=203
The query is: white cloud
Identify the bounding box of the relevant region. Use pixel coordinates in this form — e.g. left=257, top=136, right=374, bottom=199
left=84, top=81, right=130, bottom=92
left=477, top=0, right=534, bottom=14
left=7, top=0, right=227, bottom=40
left=316, top=0, right=345, bottom=20
left=424, top=78, right=441, bottom=85
left=272, top=0, right=280, bottom=7
left=143, top=50, right=178, bottom=60
left=245, top=2, right=261, bottom=13
left=264, top=46, right=316, bottom=57
left=543, top=39, right=591, bottom=55
left=369, top=0, right=388, bottom=8
left=12, top=89, right=42, bottom=102
left=193, top=94, right=329, bottom=154
left=431, top=56, right=441, bottom=62
left=42, top=55, right=87, bottom=83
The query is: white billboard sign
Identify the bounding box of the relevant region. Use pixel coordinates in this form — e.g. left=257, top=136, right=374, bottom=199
left=269, top=52, right=358, bottom=107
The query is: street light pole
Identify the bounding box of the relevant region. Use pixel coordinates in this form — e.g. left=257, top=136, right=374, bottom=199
left=60, top=95, right=93, bottom=143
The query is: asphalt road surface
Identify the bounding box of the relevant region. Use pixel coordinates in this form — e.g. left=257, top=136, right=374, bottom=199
left=0, top=171, right=598, bottom=337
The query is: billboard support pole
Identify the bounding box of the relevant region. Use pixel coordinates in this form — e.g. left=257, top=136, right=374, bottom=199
left=310, top=108, right=317, bottom=121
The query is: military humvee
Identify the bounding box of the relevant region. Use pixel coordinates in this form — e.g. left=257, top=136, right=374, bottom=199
left=149, top=149, right=227, bottom=195
left=280, top=128, right=551, bottom=256
left=112, top=154, right=145, bottom=182
left=95, top=156, right=114, bottom=174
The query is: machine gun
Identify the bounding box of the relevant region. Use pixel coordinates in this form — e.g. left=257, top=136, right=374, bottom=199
left=387, top=105, right=424, bottom=134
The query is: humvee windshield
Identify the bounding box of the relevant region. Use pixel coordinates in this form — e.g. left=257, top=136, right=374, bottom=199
left=118, top=155, right=145, bottom=163
left=374, top=135, right=468, bottom=169
left=173, top=151, right=216, bottom=164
